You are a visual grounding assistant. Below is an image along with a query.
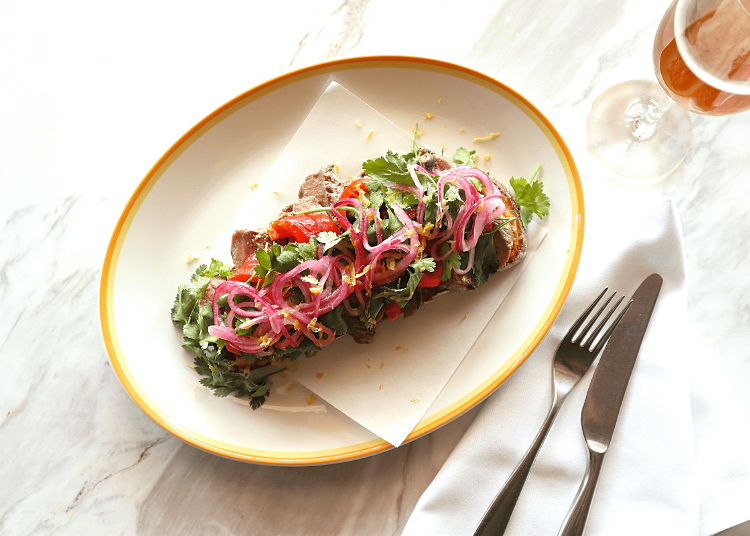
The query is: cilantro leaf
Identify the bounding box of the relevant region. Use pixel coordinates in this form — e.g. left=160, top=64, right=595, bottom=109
left=317, top=230, right=350, bottom=253
left=471, top=233, right=501, bottom=288
left=369, top=264, right=424, bottom=309
left=362, top=150, right=413, bottom=188
left=171, top=259, right=234, bottom=327
left=411, top=257, right=436, bottom=273
left=452, top=147, right=476, bottom=167
left=510, top=169, right=550, bottom=227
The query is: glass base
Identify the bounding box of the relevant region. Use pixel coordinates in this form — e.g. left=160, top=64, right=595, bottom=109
left=586, top=80, right=692, bottom=182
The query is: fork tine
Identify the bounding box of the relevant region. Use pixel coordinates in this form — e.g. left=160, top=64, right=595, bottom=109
left=581, top=294, right=625, bottom=348
left=564, top=287, right=608, bottom=341
left=573, top=290, right=616, bottom=344
left=590, top=298, right=633, bottom=354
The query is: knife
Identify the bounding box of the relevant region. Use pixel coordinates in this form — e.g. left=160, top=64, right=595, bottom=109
left=558, top=273, right=663, bottom=536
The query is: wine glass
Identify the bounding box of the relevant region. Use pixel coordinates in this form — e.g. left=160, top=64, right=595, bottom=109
left=586, top=0, right=750, bottom=182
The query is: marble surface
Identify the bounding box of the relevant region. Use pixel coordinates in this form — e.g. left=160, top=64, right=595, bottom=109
left=1, top=0, right=749, bottom=535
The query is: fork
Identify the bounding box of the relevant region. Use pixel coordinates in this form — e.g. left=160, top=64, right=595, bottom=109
left=473, top=288, right=631, bottom=536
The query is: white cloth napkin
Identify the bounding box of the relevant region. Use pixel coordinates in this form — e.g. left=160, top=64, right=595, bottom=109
left=402, top=196, right=703, bottom=535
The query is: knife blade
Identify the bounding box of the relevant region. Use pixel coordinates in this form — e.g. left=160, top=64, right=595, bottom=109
left=558, top=273, right=663, bottom=536
left=581, top=272, right=662, bottom=451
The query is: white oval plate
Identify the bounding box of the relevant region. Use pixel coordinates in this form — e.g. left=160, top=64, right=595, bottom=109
left=100, top=57, right=583, bottom=465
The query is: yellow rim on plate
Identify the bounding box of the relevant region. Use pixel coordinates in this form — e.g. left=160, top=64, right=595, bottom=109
left=100, top=56, right=584, bottom=465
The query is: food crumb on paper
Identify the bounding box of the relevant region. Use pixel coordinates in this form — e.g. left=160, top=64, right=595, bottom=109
left=205, top=245, right=210, bottom=249
left=473, top=133, right=501, bottom=142
left=306, top=393, right=317, bottom=405
left=424, top=112, right=434, bottom=120
left=315, top=372, right=324, bottom=379
left=286, top=383, right=296, bottom=391
left=187, top=364, right=195, bottom=369
left=380, top=363, right=384, bottom=369
left=396, top=346, right=408, bottom=351
left=460, top=127, right=466, bottom=132
left=444, top=124, right=448, bottom=127
left=464, top=312, right=469, bottom=318
left=186, top=254, right=200, bottom=263
left=356, top=120, right=362, bottom=127
left=415, top=129, right=423, bottom=138
left=437, top=98, right=442, bottom=103
left=411, top=398, right=421, bottom=403
left=379, top=385, right=384, bottom=390
left=251, top=183, right=258, bottom=190
left=441, top=143, right=448, bottom=149
left=366, top=130, right=375, bottom=141
left=366, top=364, right=371, bottom=369
left=287, top=362, right=299, bottom=372
left=483, top=154, right=492, bottom=161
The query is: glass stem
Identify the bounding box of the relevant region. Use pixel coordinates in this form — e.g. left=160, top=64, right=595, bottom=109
left=631, top=96, right=676, bottom=140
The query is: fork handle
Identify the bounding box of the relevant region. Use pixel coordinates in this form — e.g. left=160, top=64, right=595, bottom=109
left=473, top=401, right=562, bottom=536
left=557, top=448, right=606, bottom=536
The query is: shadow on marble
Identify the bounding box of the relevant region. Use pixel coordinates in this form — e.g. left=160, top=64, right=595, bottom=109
left=719, top=520, right=750, bottom=536
left=137, top=404, right=482, bottom=536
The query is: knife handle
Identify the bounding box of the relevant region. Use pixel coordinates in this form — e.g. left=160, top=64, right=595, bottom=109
left=557, top=448, right=605, bottom=536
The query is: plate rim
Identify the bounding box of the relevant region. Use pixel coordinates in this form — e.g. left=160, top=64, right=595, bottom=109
left=99, top=55, right=584, bottom=465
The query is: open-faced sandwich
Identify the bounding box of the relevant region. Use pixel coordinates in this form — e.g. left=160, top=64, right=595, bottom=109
left=171, top=142, right=549, bottom=408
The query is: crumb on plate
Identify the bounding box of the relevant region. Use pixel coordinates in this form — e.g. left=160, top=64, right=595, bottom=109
left=473, top=133, right=501, bottom=142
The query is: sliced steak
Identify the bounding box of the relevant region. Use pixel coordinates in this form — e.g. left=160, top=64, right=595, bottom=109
left=440, top=271, right=477, bottom=293
left=298, top=164, right=343, bottom=207
left=493, top=181, right=527, bottom=271
left=199, top=277, right=228, bottom=307
left=344, top=314, right=378, bottom=344
left=230, top=229, right=271, bottom=269
left=419, top=149, right=455, bottom=173
left=279, top=195, right=325, bottom=217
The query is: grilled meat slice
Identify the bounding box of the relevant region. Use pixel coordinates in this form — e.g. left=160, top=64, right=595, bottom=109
left=230, top=229, right=271, bottom=269
left=344, top=314, right=378, bottom=344
left=279, top=195, right=325, bottom=216
left=493, top=182, right=527, bottom=271
left=298, top=164, right=343, bottom=207
left=419, top=149, right=455, bottom=173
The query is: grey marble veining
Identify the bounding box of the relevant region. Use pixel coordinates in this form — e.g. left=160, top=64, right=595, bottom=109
left=1, top=0, right=749, bottom=534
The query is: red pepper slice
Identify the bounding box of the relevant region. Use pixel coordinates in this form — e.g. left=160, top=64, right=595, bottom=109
left=384, top=301, right=401, bottom=321
left=339, top=178, right=369, bottom=201
left=417, top=260, right=443, bottom=288
left=267, top=213, right=340, bottom=243
left=229, top=253, right=260, bottom=282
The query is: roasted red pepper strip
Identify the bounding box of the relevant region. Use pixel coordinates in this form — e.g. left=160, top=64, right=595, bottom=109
left=384, top=301, right=401, bottom=321
left=267, top=213, right=340, bottom=243
left=417, top=260, right=443, bottom=288
left=229, top=253, right=260, bottom=282
left=339, top=177, right=369, bottom=201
